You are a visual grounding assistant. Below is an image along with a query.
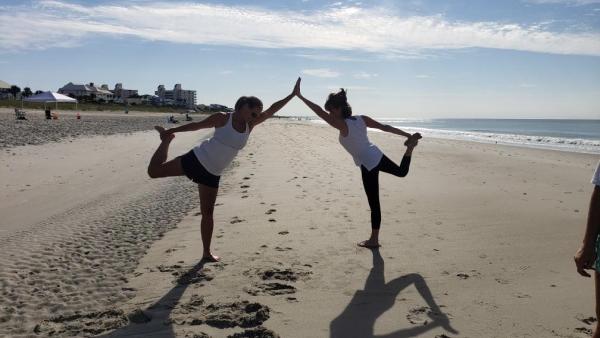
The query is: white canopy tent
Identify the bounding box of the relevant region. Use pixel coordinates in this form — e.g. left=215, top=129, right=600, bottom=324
left=23, top=91, right=78, bottom=109
left=0, top=80, right=10, bottom=90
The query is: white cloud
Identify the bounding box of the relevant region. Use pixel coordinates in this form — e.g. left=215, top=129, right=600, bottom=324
left=1, top=1, right=599, bottom=57
left=293, top=53, right=370, bottom=62
left=525, top=0, right=600, bottom=5
left=354, top=71, right=378, bottom=79
left=302, top=68, right=341, bottom=78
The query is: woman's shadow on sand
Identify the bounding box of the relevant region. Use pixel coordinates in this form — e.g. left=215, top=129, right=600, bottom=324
left=99, top=260, right=209, bottom=338
left=330, top=249, right=458, bottom=338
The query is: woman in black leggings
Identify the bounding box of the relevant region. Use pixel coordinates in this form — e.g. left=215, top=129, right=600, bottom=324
left=296, top=78, right=420, bottom=248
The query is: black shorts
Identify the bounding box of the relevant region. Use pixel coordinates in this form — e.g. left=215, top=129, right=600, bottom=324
left=180, top=150, right=220, bottom=188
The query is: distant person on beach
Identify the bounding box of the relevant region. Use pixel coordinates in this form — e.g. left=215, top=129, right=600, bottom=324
left=147, top=78, right=300, bottom=262
left=295, top=78, right=421, bottom=248
left=574, top=160, right=600, bottom=338
left=45, top=109, right=51, bottom=120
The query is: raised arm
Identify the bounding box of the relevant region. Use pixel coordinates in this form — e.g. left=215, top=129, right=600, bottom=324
left=296, top=80, right=345, bottom=130
left=164, top=113, right=226, bottom=134
left=251, top=78, right=300, bottom=126
left=362, top=115, right=413, bottom=138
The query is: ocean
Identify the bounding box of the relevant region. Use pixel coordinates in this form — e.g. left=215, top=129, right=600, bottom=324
left=310, top=118, right=600, bottom=154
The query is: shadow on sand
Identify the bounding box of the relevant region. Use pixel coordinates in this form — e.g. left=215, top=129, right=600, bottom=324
left=330, top=249, right=458, bottom=338
left=100, top=260, right=208, bottom=338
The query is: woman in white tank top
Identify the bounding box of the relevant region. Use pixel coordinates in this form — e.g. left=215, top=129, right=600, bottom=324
left=146, top=78, right=300, bottom=262
left=296, top=78, right=422, bottom=249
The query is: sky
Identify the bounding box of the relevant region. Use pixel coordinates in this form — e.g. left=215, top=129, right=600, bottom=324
left=0, top=0, right=599, bottom=118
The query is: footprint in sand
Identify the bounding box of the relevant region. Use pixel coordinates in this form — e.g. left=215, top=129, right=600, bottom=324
left=241, top=185, right=250, bottom=189
left=230, top=217, right=245, bottom=224
left=576, top=314, right=597, bottom=326
left=513, top=292, right=531, bottom=299
left=265, top=209, right=277, bottom=215
left=33, top=309, right=128, bottom=336
left=406, top=306, right=449, bottom=325
left=157, top=264, right=216, bottom=286
left=184, top=331, right=211, bottom=338
left=228, top=327, right=279, bottom=338
left=274, top=246, right=293, bottom=251
left=268, top=219, right=277, bottom=223
left=575, top=327, right=593, bottom=335
left=174, top=295, right=270, bottom=329
left=259, top=268, right=311, bottom=282
left=243, top=266, right=311, bottom=296
left=456, top=273, right=470, bottom=279
left=278, top=231, right=289, bottom=235
left=406, top=307, right=431, bottom=325
left=245, top=282, right=296, bottom=296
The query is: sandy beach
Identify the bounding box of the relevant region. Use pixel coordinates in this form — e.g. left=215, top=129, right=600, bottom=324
left=1, top=112, right=597, bottom=337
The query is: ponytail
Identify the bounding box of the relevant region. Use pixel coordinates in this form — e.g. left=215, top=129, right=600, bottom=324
left=325, top=88, right=352, bottom=118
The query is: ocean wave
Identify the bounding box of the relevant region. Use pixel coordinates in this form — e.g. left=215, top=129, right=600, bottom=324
left=308, top=120, right=600, bottom=154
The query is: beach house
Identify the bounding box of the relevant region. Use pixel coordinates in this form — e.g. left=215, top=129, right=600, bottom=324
left=58, top=82, right=114, bottom=102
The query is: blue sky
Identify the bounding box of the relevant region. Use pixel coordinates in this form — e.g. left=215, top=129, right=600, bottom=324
left=1, top=0, right=599, bottom=118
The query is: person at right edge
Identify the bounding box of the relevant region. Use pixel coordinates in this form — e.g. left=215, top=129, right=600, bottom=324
left=575, top=160, right=600, bottom=338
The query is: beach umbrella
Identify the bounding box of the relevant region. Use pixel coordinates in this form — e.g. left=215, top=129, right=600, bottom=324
left=23, top=91, right=78, bottom=109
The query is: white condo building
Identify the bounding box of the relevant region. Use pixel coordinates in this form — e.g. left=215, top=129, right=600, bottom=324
left=155, top=84, right=196, bottom=108
left=113, top=83, right=139, bottom=101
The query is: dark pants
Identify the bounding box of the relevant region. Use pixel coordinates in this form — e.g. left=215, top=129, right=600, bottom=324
left=361, top=155, right=412, bottom=230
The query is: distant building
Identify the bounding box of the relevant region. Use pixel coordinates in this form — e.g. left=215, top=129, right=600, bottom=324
left=209, top=104, right=231, bottom=111
left=125, top=96, right=143, bottom=105
left=113, top=83, right=138, bottom=102
left=58, top=82, right=114, bottom=102
left=155, top=84, right=196, bottom=108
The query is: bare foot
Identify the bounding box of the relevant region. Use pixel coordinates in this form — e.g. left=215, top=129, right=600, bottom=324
left=404, top=133, right=422, bottom=147
left=201, top=254, right=220, bottom=262
left=154, top=126, right=174, bottom=142
left=358, top=240, right=381, bottom=248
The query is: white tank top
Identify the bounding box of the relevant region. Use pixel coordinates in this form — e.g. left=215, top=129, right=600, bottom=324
left=193, top=113, right=250, bottom=176
left=338, top=116, right=383, bottom=171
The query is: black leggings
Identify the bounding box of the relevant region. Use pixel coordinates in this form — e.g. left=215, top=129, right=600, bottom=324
left=361, top=155, right=411, bottom=230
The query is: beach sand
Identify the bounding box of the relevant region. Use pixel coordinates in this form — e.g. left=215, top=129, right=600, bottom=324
left=0, top=117, right=597, bottom=337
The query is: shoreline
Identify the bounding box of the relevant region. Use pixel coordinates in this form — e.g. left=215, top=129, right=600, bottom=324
left=308, top=118, right=600, bottom=155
